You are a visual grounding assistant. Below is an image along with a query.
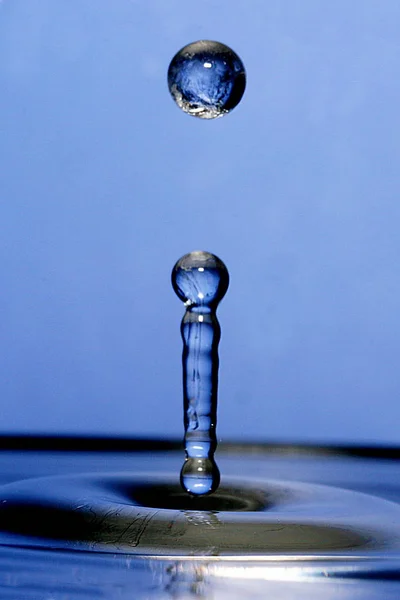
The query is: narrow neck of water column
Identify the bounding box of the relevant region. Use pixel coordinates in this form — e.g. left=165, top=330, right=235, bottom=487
left=181, top=307, right=220, bottom=472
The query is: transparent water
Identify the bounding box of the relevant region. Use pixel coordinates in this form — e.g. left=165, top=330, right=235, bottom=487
left=172, top=251, right=229, bottom=495
left=1, top=443, right=400, bottom=598
left=168, top=41, right=246, bottom=119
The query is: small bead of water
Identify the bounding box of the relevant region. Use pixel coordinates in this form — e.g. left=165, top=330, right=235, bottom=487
left=172, top=251, right=229, bottom=495
left=168, top=40, right=246, bottom=119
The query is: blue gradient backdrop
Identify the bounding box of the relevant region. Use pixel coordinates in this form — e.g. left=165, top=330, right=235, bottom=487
left=1, top=0, right=400, bottom=443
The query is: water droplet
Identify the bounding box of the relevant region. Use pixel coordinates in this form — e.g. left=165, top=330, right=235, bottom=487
left=172, top=251, right=229, bottom=496
left=168, top=40, right=246, bottom=119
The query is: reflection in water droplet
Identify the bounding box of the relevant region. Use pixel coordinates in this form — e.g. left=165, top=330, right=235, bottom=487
left=187, top=398, right=199, bottom=431
left=168, top=40, right=246, bottom=119
left=172, top=251, right=229, bottom=496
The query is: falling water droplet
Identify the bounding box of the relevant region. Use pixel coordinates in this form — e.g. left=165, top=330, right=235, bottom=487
left=172, top=251, right=229, bottom=495
left=168, top=40, right=246, bottom=119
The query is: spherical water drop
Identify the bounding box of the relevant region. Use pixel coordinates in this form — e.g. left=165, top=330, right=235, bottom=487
left=181, top=457, right=220, bottom=496
left=172, top=250, right=229, bottom=309
left=168, top=40, right=246, bottom=119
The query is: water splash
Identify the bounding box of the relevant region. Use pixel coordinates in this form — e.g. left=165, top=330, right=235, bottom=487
left=172, top=251, right=229, bottom=495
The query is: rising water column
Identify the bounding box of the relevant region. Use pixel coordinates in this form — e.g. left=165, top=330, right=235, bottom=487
left=172, top=251, right=229, bottom=496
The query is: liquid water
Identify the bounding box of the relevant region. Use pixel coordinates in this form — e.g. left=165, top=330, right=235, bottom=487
left=3, top=547, right=400, bottom=600
left=172, top=251, right=229, bottom=495
left=168, top=40, right=246, bottom=119
left=1, top=445, right=400, bottom=597
left=1, top=472, right=400, bottom=557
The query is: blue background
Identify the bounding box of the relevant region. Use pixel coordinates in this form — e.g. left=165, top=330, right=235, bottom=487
left=1, top=0, right=400, bottom=443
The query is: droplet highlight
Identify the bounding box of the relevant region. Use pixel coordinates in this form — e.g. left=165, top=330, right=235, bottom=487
left=172, top=251, right=229, bottom=495
left=168, top=40, right=246, bottom=119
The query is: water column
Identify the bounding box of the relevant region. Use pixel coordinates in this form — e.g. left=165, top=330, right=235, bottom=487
left=172, top=251, right=229, bottom=495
